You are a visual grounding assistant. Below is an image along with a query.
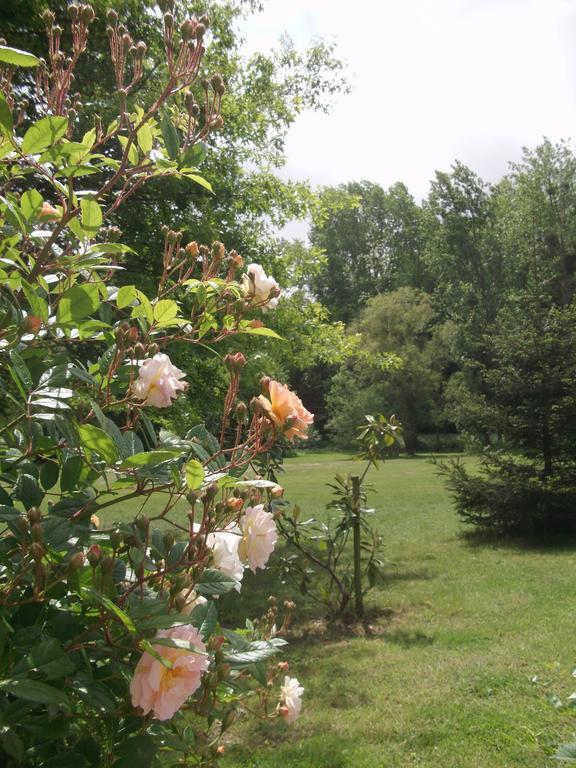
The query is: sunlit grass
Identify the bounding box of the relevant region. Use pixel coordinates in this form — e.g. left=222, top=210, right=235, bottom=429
left=215, top=452, right=576, bottom=768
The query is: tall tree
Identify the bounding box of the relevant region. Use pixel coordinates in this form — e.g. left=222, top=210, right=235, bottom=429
left=310, top=181, right=427, bottom=323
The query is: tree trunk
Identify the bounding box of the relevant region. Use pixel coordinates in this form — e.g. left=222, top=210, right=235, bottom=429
left=404, top=427, right=418, bottom=456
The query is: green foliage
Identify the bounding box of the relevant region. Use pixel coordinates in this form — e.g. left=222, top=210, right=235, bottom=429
left=0, top=14, right=311, bottom=766
left=275, top=416, right=402, bottom=618
left=327, top=288, right=453, bottom=453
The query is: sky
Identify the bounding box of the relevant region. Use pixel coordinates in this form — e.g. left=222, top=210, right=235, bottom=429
left=240, top=0, right=576, bottom=216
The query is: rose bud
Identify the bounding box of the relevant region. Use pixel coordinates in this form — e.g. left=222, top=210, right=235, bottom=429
left=86, top=544, right=102, bottom=567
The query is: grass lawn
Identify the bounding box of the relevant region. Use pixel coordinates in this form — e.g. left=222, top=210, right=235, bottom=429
left=97, top=450, right=576, bottom=766
left=213, top=451, right=576, bottom=768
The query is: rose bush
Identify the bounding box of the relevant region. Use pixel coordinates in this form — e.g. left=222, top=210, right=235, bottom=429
left=0, top=5, right=312, bottom=766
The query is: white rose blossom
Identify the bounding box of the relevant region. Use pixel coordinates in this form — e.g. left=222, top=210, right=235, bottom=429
left=238, top=504, right=278, bottom=572
left=242, top=263, right=280, bottom=309
left=280, top=676, right=304, bottom=723
left=206, top=524, right=244, bottom=591
left=131, top=353, right=187, bottom=408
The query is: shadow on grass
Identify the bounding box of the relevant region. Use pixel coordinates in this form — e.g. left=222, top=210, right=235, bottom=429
left=459, top=528, right=576, bottom=555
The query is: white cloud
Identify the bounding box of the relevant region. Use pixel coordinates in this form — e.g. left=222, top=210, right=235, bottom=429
left=241, top=0, right=576, bottom=203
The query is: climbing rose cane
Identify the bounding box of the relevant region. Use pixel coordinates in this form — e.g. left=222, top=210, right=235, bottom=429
left=132, top=352, right=188, bottom=407
left=130, top=625, right=209, bottom=721
left=238, top=504, right=278, bottom=572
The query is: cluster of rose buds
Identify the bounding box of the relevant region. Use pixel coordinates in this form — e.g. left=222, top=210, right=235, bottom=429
left=37, top=5, right=95, bottom=118
left=106, top=9, right=147, bottom=99
left=162, top=3, right=209, bottom=88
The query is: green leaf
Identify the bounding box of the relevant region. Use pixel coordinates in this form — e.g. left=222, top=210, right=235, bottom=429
left=87, top=242, right=134, bottom=255
left=120, top=450, right=181, bottom=469
left=22, top=116, right=68, bottom=154
left=160, top=113, right=180, bottom=160
left=80, top=588, right=136, bottom=634
left=195, top=568, right=237, bottom=596
left=25, top=639, right=76, bottom=680
left=9, top=349, right=32, bottom=390
left=0, top=45, right=40, bottom=67
left=113, top=735, right=156, bottom=768
left=17, top=474, right=44, bottom=509
left=70, top=679, right=117, bottom=713
left=153, top=299, right=178, bottom=323
left=0, top=93, right=13, bottom=135
left=0, top=506, right=22, bottom=523
left=0, top=678, right=69, bottom=706
left=137, top=123, right=153, bottom=154
left=180, top=141, right=207, bottom=168
left=40, top=460, right=59, bottom=490
left=20, top=189, right=43, bottom=221
left=21, top=280, right=49, bottom=322
left=224, top=638, right=287, bottom=665
left=117, top=134, right=140, bottom=165
left=239, top=326, right=283, bottom=339
left=79, top=424, right=119, bottom=464
left=61, top=454, right=83, bottom=492
left=57, top=283, right=100, bottom=324
left=190, top=600, right=217, bottom=640
left=180, top=171, right=213, bottom=193
left=132, top=290, right=154, bottom=324
left=185, top=459, right=204, bottom=490
left=116, top=285, right=137, bottom=309
left=0, top=727, right=24, bottom=763
left=80, top=196, right=102, bottom=237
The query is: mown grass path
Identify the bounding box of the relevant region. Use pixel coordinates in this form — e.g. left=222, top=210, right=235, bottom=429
left=223, top=452, right=576, bottom=767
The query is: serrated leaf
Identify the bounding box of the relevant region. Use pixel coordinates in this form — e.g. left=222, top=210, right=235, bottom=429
left=195, top=568, right=237, bottom=596
left=20, top=189, right=43, bottom=221
left=185, top=459, right=204, bottom=490
left=116, top=285, right=137, bottom=309
left=80, top=197, right=102, bottom=237
left=79, top=424, right=118, bottom=464
left=190, top=600, right=218, bottom=640
left=153, top=299, right=178, bottom=323
left=17, top=473, right=44, bottom=509
left=57, top=282, right=100, bottom=323
left=40, top=460, right=59, bottom=490
left=224, top=639, right=287, bottom=665
left=22, top=116, right=68, bottom=154
left=61, top=454, right=83, bottom=492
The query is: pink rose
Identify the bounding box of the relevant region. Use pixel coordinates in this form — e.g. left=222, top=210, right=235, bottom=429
left=238, top=504, right=278, bottom=572
left=258, top=380, right=314, bottom=441
left=130, top=625, right=209, bottom=721
left=132, top=353, right=187, bottom=408
left=279, top=676, right=304, bottom=723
